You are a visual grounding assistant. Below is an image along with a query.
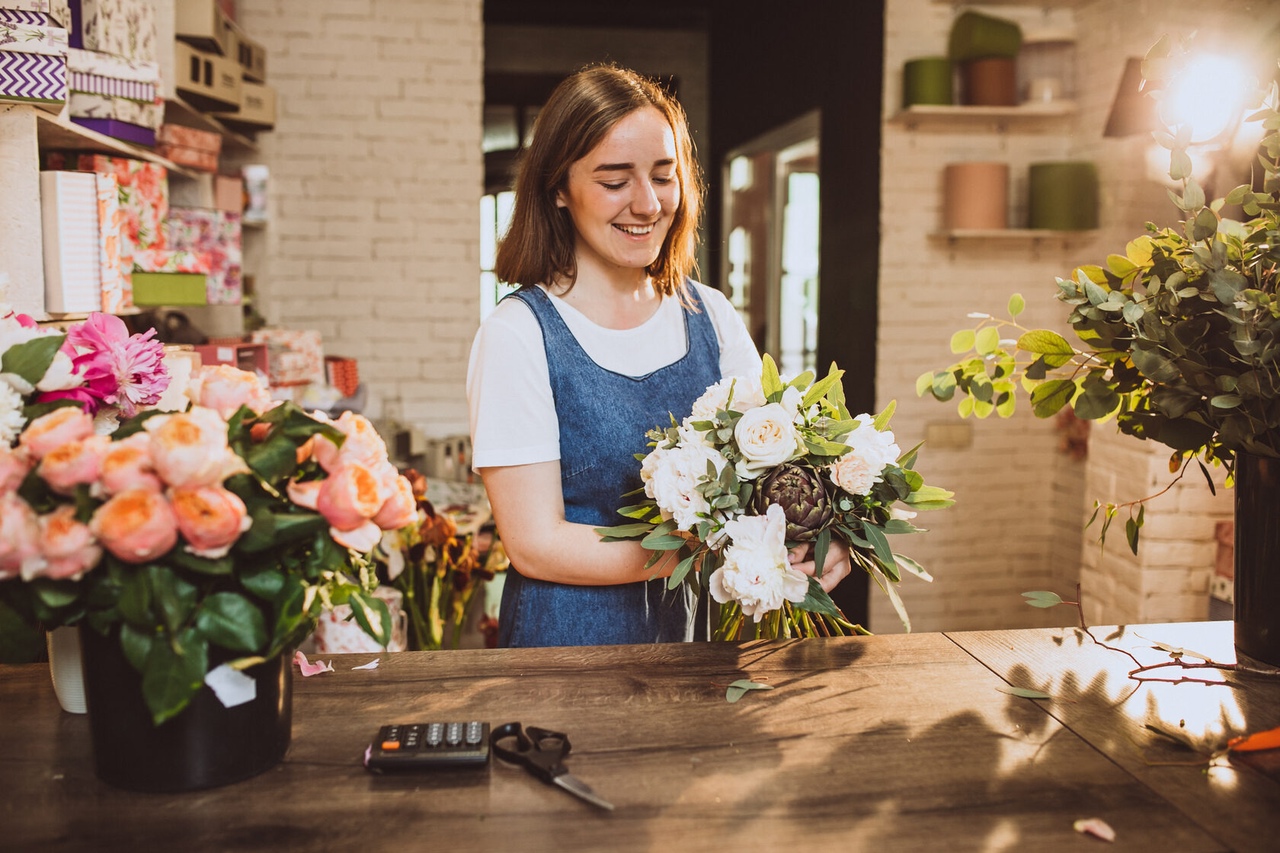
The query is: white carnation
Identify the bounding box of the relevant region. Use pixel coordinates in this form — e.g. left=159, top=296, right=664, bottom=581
left=0, top=382, right=26, bottom=445
left=708, top=504, right=808, bottom=620
left=640, top=441, right=727, bottom=532
left=828, top=414, right=900, bottom=496
left=690, top=375, right=766, bottom=420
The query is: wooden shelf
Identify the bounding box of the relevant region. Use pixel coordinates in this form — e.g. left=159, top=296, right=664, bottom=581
left=889, top=101, right=1077, bottom=129
left=33, top=111, right=195, bottom=177
left=931, top=228, right=1098, bottom=244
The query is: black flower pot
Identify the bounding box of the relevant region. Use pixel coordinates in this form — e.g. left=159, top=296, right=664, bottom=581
left=1233, top=451, right=1280, bottom=669
left=79, top=626, right=292, bottom=792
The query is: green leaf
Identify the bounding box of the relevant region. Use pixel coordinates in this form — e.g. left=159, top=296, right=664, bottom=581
left=761, top=353, right=783, bottom=398
left=1021, top=590, right=1064, bottom=609
left=725, top=679, right=773, bottom=703
left=974, top=327, right=1000, bottom=356
left=666, top=553, right=697, bottom=590
left=195, top=592, right=268, bottom=653
left=141, top=627, right=208, bottom=725
left=595, top=522, right=656, bottom=540
left=997, top=685, right=1052, bottom=700
left=950, top=329, right=976, bottom=354
left=345, top=589, right=392, bottom=649
left=1007, top=293, right=1025, bottom=317
left=0, top=333, right=65, bottom=385
left=1029, top=379, right=1075, bottom=418
left=1016, top=330, right=1074, bottom=356
left=797, top=577, right=843, bottom=617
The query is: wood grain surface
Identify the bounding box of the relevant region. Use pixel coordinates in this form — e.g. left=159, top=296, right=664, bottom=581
left=0, top=628, right=1261, bottom=851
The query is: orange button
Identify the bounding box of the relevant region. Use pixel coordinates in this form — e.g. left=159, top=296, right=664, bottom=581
left=380, top=741, right=400, bottom=750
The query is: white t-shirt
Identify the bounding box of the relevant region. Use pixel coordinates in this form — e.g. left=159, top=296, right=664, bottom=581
left=467, top=282, right=761, bottom=470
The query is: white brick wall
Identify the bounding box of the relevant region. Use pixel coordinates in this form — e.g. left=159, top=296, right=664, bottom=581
left=237, top=0, right=483, bottom=436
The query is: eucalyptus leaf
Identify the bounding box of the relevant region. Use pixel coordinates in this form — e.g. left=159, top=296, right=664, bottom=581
left=725, top=679, right=773, bottom=703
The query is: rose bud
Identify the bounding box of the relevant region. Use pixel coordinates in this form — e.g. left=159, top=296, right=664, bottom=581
left=90, top=489, right=180, bottom=563
left=171, top=485, right=252, bottom=559
left=36, top=504, right=102, bottom=580
left=39, top=435, right=111, bottom=496
left=19, top=406, right=94, bottom=460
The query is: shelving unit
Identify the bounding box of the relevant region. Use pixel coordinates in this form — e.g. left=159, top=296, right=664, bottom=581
left=930, top=228, right=1098, bottom=245
left=34, top=111, right=195, bottom=176
left=889, top=101, right=1077, bottom=130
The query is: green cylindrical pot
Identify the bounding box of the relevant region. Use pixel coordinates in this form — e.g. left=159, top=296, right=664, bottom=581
left=1027, top=162, right=1099, bottom=230
left=903, top=57, right=952, bottom=108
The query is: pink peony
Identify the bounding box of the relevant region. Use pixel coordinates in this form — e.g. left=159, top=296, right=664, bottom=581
left=18, top=406, right=94, bottom=460
left=0, top=444, right=32, bottom=494
left=171, top=485, right=252, bottom=559
left=188, top=364, right=273, bottom=419
left=90, top=489, right=179, bottom=564
left=38, top=434, right=111, bottom=496
left=144, top=407, right=247, bottom=489
left=99, top=432, right=163, bottom=495
left=54, top=313, right=170, bottom=417
left=0, top=493, right=42, bottom=579
left=309, top=411, right=389, bottom=474
left=35, top=504, right=102, bottom=580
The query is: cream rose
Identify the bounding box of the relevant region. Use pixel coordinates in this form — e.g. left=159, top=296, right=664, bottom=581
left=90, top=489, right=179, bottom=564
left=690, top=375, right=766, bottom=420
left=708, top=504, right=808, bottom=620
left=316, top=461, right=387, bottom=531
left=308, top=411, right=389, bottom=474
left=640, top=440, right=727, bottom=532
left=99, top=432, right=163, bottom=496
left=828, top=414, right=899, bottom=496
left=0, top=443, right=32, bottom=493
left=373, top=471, right=419, bottom=531
left=733, top=403, right=803, bottom=479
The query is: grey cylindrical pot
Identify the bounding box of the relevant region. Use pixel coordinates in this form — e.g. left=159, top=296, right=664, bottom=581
left=1028, top=162, right=1099, bottom=230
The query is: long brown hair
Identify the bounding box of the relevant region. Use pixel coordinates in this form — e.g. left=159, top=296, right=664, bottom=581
left=494, top=65, right=704, bottom=298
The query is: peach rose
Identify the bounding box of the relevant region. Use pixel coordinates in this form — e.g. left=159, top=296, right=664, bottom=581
left=310, top=411, right=389, bottom=473
left=171, top=485, right=252, bottom=559
left=35, top=504, right=102, bottom=580
left=188, top=364, right=273, bottom=419
left=0, top=493, right=41, bottom=579
left=373, top=471, right=419, bottom=531
left=316, top=462, right=385, bottom=531
left=99, top=432, right=163, bottom=496
left=144, top=407, right=248, bottom=489
left=0, top=444, right=32, bottom=494
left=19, top=406, right=94, bottom=460
left=38, top=434, right=111, bottom=496
left=286, top=477, right=321, bottom=510
left=90, top=489, right=179, bottom=563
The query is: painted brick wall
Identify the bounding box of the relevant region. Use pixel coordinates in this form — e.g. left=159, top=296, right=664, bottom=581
left=236, top=0, right=483, bottom=437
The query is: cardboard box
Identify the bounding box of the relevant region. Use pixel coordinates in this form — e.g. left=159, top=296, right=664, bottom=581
left=211, top=78, right=272, bottom=128
left=193, top=341, right=266, bottom=375
left=213, top=174, right=242, bottom=213
left=173, top=38, right=239, bottom=112
left=0, top=1, right=69, bottom=27
left=40, top=170, right=100, bottom=313
left=0, top=48, right=66, bottom=110
left=0, top=19, right=67, bottom=55
left=230, top=20, right=263, bottom=81
left=155, top=123, right=220, bottom=171
left=175, top=0, right=233, bottom=57
left=69, top=0, right=157, bottom=63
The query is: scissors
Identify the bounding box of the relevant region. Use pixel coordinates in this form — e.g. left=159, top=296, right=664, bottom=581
left=489, top=722, right=614, bottom=811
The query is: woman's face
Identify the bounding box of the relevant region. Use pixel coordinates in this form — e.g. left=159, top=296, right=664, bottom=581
left=555, top=106, right=681, bottom=279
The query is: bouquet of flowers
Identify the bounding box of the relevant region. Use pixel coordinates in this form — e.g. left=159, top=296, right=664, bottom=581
left=0, top=305, right=413, bottom=724
left=598, top=355, right=953, bottom=640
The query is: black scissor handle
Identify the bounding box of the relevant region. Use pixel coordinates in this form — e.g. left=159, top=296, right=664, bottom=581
left=490, top=722, right=571, bottom=782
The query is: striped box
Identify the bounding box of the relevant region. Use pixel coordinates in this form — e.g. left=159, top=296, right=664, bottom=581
left=0, top=49, right=66, bottom=109
left=40, top=171, right=101, bottom=314
left=0, top=1, right=70, bottom=27
left=66, top=46, right=157, bottom=100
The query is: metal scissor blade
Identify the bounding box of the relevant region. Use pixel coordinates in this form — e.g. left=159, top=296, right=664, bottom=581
left=553, top=772, right=615, bottom=811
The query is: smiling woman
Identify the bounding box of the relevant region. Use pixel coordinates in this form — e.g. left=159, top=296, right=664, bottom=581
left=464, top=66, right=850, bottom=648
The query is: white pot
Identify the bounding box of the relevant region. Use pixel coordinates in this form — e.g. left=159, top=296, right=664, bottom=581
left=47, top=626, right=87, bottom=714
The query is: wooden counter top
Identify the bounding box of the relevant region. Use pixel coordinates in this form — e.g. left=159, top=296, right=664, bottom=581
left=1, top=621, right=1276, bottom=851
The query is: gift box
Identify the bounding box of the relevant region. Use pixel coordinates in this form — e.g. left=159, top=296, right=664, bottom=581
left=93, top=170, right=126, bottom=312
left=69, top=92, right=162, bottom=127
left=0, top=47, right=65, bottom=109
left=193, top=341, right=266, bottom=375
left=211, top=78, right=272, bottom=129
left=175, top=0, right=233, bottom=57
left=68, top=0, right=157, bottom=63
left=0, top=1, right=69, bottom=26
left=324, top=356, right=359, bottom=398
left=156, top=122, right=220, bottom=172
left=70, top=115, right=154, bottom=145
left=74, top=154, right=168, bottom=295
left=167, top=206, right=241, bottom=304
left=39, top=170, right=100, bottom=313
left=131, top=247, right=209, bottom=306
left=250, top=328, right=324, bottom=386
left=66, top=45, right=158, bottom=101
left=0, top=19, right=68, bottom=55
left=214, top=174, right=242, bottom=213
left=174, top=38, right=238, bottom=111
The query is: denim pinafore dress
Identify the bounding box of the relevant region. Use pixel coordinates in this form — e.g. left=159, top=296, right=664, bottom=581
left=498, top=284, right=721, bottom=647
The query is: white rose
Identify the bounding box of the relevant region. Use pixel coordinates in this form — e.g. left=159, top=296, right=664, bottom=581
left=690, top=375, right=766, bottom=420
left=640, top=441, right=727, bottom=532
left=733, top=403, right=803, bottom=479
left=708, top=504, right=808, bottom=620
left=828, top=414, right=900, bottom=496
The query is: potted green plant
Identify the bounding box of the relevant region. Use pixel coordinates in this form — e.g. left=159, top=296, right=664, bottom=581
left=918, top=38, right=1280, bottom=667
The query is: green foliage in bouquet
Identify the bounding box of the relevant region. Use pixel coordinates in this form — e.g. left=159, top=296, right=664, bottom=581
left=918, top=37, right=1280, bottom=552
left=599, top=355, right=953, bottom=640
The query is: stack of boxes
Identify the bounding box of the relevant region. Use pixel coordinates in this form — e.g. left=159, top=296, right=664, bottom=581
left=65, top=0, right=163, bottom=144
left=173, top=0, right=274, bottom=132
left=0, top=2, right=70, bottom=113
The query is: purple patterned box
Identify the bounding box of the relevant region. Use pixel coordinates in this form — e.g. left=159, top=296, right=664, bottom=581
left=0, top=48, right=66, bottom=110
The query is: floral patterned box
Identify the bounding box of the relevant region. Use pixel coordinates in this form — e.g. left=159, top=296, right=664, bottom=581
left=74, top=154, right=168, bottom=293
left=130, top=248, right=209, bottom=306
left=94, top=171, right=126, bottom=312
left=250, top=328, right=325, bottom=387
left=167, top=206, right=241, bottom=304
left=156, top=123, right=220, bottom=172
left=68, top=0, right=156, bottom=63
left=0, top=19, right=67, bottom=55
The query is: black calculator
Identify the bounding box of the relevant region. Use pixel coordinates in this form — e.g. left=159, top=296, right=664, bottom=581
left=367, top=721, right=490, bottom=771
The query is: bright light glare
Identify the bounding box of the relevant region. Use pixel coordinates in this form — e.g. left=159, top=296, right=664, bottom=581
left=1165, top=54, right=1252, bottom=143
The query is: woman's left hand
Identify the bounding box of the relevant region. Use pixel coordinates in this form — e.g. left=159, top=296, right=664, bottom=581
left=788, top=540, right=852, bottom=594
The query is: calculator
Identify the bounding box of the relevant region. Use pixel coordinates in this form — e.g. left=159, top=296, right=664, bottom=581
left=366, top=721, right=491, bottom=771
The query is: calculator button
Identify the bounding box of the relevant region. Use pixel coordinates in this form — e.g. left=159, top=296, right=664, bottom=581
left=465, top=722, right=483, bottom=745
left=445, top=723, right=463, bottom=746
left=380, top=740, right=400, bottom=751
left=426, top=723, right=444, bottom=746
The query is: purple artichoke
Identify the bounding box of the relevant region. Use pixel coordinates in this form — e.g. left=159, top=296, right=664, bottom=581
left=751, top=463, right=833, bottom=541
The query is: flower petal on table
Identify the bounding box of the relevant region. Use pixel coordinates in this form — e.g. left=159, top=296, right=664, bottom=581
left=293, top=649, right=335, bottom=676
